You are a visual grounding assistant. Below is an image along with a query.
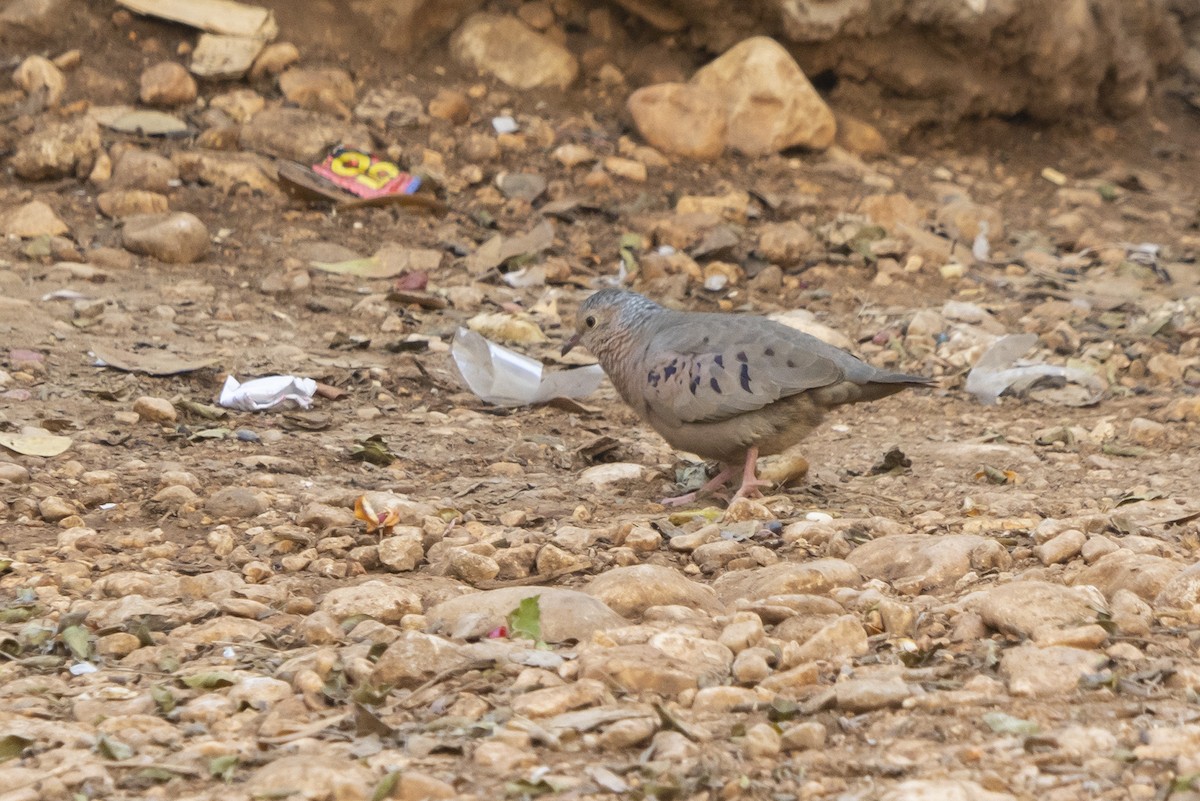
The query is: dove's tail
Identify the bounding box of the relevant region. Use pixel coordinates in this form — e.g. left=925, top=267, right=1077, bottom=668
left=814, top=373, right=935, bottom=406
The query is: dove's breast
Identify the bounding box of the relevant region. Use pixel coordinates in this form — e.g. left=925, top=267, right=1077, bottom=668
left=644, top=392, right=826, bottom=463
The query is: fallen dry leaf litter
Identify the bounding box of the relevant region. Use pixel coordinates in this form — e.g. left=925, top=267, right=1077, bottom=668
left=2, top=1, right=1200, bottom=800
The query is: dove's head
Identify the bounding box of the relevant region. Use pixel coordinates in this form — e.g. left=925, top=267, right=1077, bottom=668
left=562, top=288, right=661, bottom=357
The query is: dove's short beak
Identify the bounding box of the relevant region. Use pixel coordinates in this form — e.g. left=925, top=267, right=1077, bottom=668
left=561, top=332, right=581, bottom=356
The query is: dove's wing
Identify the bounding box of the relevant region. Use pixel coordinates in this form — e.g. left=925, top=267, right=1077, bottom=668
left=639, top=312, right=849, bottom=425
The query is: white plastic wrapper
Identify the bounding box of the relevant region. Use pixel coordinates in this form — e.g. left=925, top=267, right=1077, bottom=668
left=451, top=328, right=604, bottom=407
left=965, top=333, right=1103, bottom=406
left=219, top=375, right=318, bottom=411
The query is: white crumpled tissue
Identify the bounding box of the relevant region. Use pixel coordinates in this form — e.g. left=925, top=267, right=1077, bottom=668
left=219, top=375, right=318, bottom=411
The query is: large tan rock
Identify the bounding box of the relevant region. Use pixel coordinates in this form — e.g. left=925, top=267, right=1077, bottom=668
left=451, top=13, right=578, bottom=90
left=626, top=83, right=727, bottom=161
left=691, top=36, right=836, bottom=155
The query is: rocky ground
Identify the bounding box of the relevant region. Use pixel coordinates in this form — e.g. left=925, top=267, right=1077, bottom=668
left=3, top=2, right=1200, bottom=800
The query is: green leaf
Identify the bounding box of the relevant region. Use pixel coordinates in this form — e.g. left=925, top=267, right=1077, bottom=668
left=150, top=684, right=176, bottom=714
left=59, top=624, right=91, bottom=660
left=209, top=754, right=238, bottom=782
left=181, top=671, right=239, bottom=689
left=0, top=734, right=32, bottom=763
left=981, top=711, right=1039, bottom=735
left=350, top=435, right=397, bottom=466
left=96, top=734, right=134, bottom=760
left=506, top=596, right=542, bottom=643
left=370, top=770, right=399, bottom=801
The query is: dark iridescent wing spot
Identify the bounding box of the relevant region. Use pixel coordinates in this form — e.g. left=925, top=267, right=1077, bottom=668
left=690, top=376, right=701, bottom=395
left=713, top=354, right=724, bottom=368
left=647, top=369, right=661, bottom=387
left=739, top=362, right=751, bottom=392
left=764, top=347, right=775, bottom=356
left=710, top=377, right=722, bottom=394
left=786, top=359, right=796, bottom=368
left=736, top=351, right=748, bottom=362
left=663, top=364, right=677, bottom=379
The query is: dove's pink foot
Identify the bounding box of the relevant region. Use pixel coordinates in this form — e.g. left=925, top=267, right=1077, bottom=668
left=659, top=464, right=736, bottom=507
left=729, top=447, right=774, bottom=501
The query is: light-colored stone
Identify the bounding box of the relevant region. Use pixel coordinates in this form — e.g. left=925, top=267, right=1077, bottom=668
left=1074, top=550, right=1183, bottom=601
left=11, top=116, right=101, bottom=180
left=713, top=559, right=861, bottom=603
left=0, top=200, right=68, bottom=237
left=510, top=678, right=609, bottom=717
left=451, top=13, right=578, bottom=90
left=139, top=61, right=197, bottom=107
left=627, top=83, right=727, bottom=160
left=835, top=675, right=913, bottom=711
left=320, top=580, right=421, bottom=623
left=132, top=396, right=177, bottom=423
left=1033, top=529, right=1086, bottom=565
left=372, top=630, right=467, bottom=688
left=787, top=615, right=868, bottom=663
left=975, top=581, right=1103, bottom=643
left=781, top=721, right=826, bottom=751
left=428, top=587, right=625, bottom=643
left=999, top=644, right=1108, bottom=697
left=847, top=533, right=1011, bottom=594
left=121, top=212, right=209, bottom=263
left=97, top=190, right=169, bottom=219
left=14, top=54, right=65, bottom=106
left=245, top=755, right=372, bottom=801
left=586, top=564, right=723, bottom=616
left=880, top=780, right=1016, bottom=801
left=690, top=36, right=835, bottom=154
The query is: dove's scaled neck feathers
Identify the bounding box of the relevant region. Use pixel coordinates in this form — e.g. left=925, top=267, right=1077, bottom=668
left=575, top=289, right=666, bottom=411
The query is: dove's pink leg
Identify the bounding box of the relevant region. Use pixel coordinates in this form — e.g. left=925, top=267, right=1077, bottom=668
left=730, top=446, right=774, bottom=501
left=659, top=464, right=737, bottom=507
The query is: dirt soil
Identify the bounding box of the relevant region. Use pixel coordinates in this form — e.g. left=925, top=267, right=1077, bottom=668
left=2, top=3, right=1200, bottom=801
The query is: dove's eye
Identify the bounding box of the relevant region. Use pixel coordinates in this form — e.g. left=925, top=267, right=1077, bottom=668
left=585, top=316, right=597, bottom=328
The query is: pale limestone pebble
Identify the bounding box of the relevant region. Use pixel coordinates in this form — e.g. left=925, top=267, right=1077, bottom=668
left=834, top=675, right=916, bottom=711
left=152, top=484, right=200, bottom=512
left=0, top=199, right=69, bottom=237
left=11, top=115, right=101, bottom=179
left=717, top=611, right=765, bottom=653
left=847, top=533, right=1011, bottom=595
left=881, top=780, right=1017, bottom=801
left=14, top=54, right=66, bottom=105
left=585, top=563, right=722, bottom=617
left=626, top=82, right=727, bottom=160
left=597, top=716, right=658, bottom=749
left=743, top=721, right=783, bottom=757
left=691, top=685, right=767, bottom=713
left=1033, top=528, right=1086, bottom=564
left=603, top=155, right=647, bottom=182
left=38, top=495, right=75, bottom=522
left=1073, top=549, right=1183, bottom=601
left=250, top=41, right=300, bottom=79
left=227, top=676, right=292, bottom=711
left=372, top=630, right=468, bottom=689
left=279, top=67, right=355, bottom=117
left=1081, top=536, right=1118, bottom=563
left=96, top=188, right=169, bottom=219
left=712, top=559, right=862, bottom=604
left=451, top=13, right=578, bottom=90
left=57, top=526, right=99, bottom=549
left=139, top=61, right=197, bottom=106
left=650, top=730, right=700, bottom=763
left=510, top=678, right=610, bottom=718
left=621, top=525, right=662, bottom=553
left=0, top=463, right=31, bottom=483
left=757, top=221, right=815, bottom=265
left=393, top=772, right=457, bottom=800
left=204, top=487, right=268, bottom=519
left=132, top=395, right=176, bottom=423
left=553, top=143, right=595, bottom=167
left=428, top=587, right=625, bottom=643
left=296, top=503, right=356, bottom=530
left=377, top=529, right=425, bottom=571
left=732, top=647, right=774, bottom=683
left=122, top=212, right=210, bottom=263
left=973, top=581, right=1105, bottom=644
left=780, top=614, right=868, bottom=663
left=245, top=755, right=372, bottom=801
left=759, top=661, right=819, bottom=695
left=209, top=88, right=265, bottom=123
left=577, top=461, right=645, bottom=487
left=579, top=643, right=699, bottom=694
left=999, top=643, right=1108, bottom=697
left=319, top=580, right=420, bottom=624
left=691, top=36, right=835, bottom=155
left=473, top=740, right=538, bottom=772
left=95, top=632, right=141, bottom=657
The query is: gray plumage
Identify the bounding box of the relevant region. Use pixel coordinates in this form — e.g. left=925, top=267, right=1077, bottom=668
left=563, top=288, right=931, bottom=478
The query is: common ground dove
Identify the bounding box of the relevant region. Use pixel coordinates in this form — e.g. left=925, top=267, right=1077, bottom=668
left=562, top=289, right=933, bottom=505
